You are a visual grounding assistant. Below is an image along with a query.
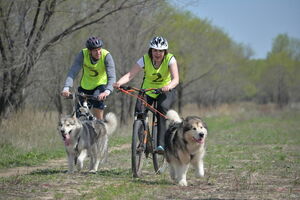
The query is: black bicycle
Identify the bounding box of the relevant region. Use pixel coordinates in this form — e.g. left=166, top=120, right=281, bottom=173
left=65, top=92, right=99, bottom=121
left=117, top=86, right=166, bottom=178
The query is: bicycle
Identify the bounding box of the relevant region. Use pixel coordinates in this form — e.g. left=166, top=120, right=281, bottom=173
left=65, top=92, right=99, bottom=121
left=116, top=86, right=167, bottom=178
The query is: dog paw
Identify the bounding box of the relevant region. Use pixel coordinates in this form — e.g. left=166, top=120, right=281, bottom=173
left=195, top=171, right=204, bottom=178
left=178, top=179, right=188, bottom=186
left=88, top=170, right=97, bottom=174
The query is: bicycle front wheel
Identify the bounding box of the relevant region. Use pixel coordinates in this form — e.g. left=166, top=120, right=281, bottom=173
left=131, top=120, right=145, bottom=178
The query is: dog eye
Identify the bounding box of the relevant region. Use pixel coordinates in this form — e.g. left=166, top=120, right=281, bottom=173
left=193, top=127, right=197, bottom=130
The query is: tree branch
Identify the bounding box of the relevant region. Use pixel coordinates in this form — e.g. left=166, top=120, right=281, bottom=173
left=38, top=0, right=148, bottom=56
left=0, top=36, right=7, bottom=63
left=31, top=0, right=57, bottom=51
left=182, top=66, right=215, bottom=89
left=26, top=0, right=45, bottom=47
left=0, top=1, right=14, bottom=51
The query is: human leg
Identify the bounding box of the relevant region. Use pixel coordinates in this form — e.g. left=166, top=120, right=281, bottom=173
left=156, top=89, right=177, bottom=149
left=93, top=108, right=104, bottom=120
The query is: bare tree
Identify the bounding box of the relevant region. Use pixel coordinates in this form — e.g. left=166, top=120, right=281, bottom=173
left=0, top=0, right=153, bottom=117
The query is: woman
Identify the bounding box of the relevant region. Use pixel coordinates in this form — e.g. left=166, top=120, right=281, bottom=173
left=113, top=36, right=179, bottom=153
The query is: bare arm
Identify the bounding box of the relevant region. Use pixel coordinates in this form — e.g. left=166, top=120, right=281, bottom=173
left=162, top=60, right=179, bottom=92
left=113, top=64, right=142, bottom=87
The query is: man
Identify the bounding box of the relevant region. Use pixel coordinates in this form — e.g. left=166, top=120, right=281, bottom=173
left=61, top=36, right=116, bottom=120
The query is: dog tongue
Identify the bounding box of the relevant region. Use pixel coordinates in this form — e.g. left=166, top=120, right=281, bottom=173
left=64, top=134, right=71, bottom=146
left=194, top=137, right=204, bottom=144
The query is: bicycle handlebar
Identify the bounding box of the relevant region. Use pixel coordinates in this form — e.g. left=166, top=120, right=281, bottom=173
left=64, top=92, right=99, bottom=101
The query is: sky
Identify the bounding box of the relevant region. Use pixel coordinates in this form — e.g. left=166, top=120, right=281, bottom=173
left=173, top=0, right=300, bottom=59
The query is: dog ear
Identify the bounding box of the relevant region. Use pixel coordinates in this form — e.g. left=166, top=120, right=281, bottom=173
left=202, top=121, right=208, bottom=130
left=183, top=119, right=193, bottom=132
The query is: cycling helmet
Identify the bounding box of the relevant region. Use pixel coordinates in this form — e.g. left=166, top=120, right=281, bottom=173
left=85, top=36, right=103, bottom=50
left=149, top=36, right=168, bottom=50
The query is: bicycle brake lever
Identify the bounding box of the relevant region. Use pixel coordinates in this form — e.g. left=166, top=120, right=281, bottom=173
left=152, top=89, right=162, bottom=94
left=120, top=86, right=132, bottom=90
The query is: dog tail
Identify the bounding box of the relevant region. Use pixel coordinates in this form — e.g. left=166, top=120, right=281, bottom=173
left=166, top=110, right=182, bottom=123
left=104, top=112, right=118, bottom=135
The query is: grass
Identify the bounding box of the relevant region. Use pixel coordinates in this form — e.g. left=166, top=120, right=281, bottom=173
left=0, top=110, right=65, bottom=169
left=0, top=109, right=132, bottom=169
left=0, top=102, right=300, bottom=199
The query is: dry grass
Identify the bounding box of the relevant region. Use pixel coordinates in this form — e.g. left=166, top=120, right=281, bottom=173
left=0, top=109, right=61, bottom=151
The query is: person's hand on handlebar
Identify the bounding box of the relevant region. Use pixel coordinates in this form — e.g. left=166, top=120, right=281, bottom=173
left=161, top=85, right=172, bottom=92
left=61, top=88, right=71, bottom=97
left=113, top=82, right=122, bottom=88
left=97, top=92, right=109, bottom=100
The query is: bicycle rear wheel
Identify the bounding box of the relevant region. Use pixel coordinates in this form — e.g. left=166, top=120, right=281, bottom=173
left=152, top=124, right=166, bottom=174
left=131, top=120, right=145, bottom=177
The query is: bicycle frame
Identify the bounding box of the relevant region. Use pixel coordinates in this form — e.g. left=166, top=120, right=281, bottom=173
left=116, top=86, right=167, bottom=177
left=135, top=99, right=158, bottom=154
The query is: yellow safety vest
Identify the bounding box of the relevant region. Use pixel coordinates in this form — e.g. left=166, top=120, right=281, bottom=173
left=80, top=48, right=109, bottom=90
left=142, top=53, right=173, bottom=98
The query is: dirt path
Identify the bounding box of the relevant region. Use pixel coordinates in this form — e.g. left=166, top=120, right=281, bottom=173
left=0, top=143, right=131, bottom=178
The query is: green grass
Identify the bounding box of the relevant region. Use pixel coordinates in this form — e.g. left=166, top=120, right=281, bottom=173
left=0, top=109, right=131, bottom=169
left=0, top=104, right=300, bottom=199
left=205, top=108, right=300, bottom=179
left=109, top=130, right=131, bottom=147
left=0, top=143, right=65, bottom=168
left=0, top=110, right=65, bottom=169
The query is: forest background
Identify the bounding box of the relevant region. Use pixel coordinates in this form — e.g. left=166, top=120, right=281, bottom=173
left=1, top=0, right=300, bottom=123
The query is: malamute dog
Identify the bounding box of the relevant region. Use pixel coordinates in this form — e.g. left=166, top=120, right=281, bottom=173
left=165, top=110, right=208, bottom=186
left=58, top=112, right=117, bottom=173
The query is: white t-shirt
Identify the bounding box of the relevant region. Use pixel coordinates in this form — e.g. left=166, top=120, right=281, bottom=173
left=136, top=56, right=176, bottom=68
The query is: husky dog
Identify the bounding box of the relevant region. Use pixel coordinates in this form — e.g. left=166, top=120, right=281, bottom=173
left=58, top=112, right=117, bottom=173
left=165, top=110, right=208, bottom=186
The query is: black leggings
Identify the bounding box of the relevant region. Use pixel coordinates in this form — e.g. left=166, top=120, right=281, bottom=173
left=134, top=89, right=177, bottom=147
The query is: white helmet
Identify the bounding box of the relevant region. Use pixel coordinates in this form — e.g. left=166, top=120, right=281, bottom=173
left=149, top=36, right=168, bottom=50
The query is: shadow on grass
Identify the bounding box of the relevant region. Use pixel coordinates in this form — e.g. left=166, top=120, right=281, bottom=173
left=29, top=168, right=131, bottom=177
left=92, top=168, right=172, bottom=186
left=132, top=178, right=171, bottom=186
left=94, top=168, right=131, bottom=177
left=29, top=168, right=171, bottom=186
left=29, top=169, right=67, bottom=175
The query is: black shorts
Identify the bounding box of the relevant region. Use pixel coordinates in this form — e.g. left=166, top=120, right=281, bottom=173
left=77, top=85, right=106, bottom=110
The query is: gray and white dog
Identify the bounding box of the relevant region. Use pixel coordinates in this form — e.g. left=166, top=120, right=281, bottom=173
left=58, top=112, right=117, bottom=173
left=165, top=110, right=208, bottom=186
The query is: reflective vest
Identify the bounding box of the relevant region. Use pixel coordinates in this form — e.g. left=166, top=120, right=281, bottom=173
left=80, top=48, right=109, bottom=90
left=142, top=53, right=173, bottom=98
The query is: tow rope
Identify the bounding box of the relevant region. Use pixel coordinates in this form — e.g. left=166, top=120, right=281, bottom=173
left=116, top=87, right=168, bottom=119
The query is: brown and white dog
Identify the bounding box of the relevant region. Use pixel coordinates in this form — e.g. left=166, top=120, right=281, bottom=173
left=165, top=110, right=208, bottom=186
